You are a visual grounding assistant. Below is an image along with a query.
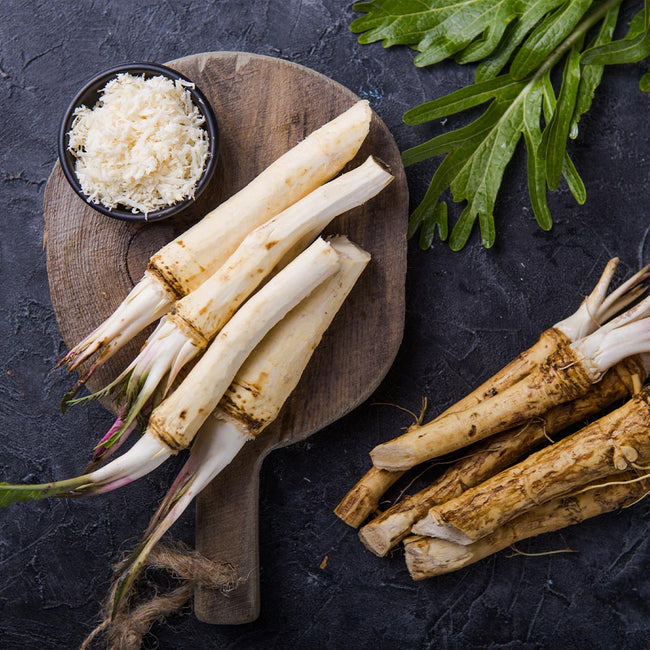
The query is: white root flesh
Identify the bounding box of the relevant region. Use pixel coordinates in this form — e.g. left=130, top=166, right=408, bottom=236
left=149, top=100, right=372, bottom=295
left=574, top=296, right=650, bottom=381
left=105, top=418, right=247, bottom=612
left=85, top=431, right=173, bottom=493
left=555, top=259, right=649, bottom=341
left=131, top=420, right=247, bottom=558
left=63, top=272, right=172, bottom=372
left=104, top=157, right=389, bottom=392
left=0, top=237, right=370, bottom=508
left=168, top=156, right=390, bottom=345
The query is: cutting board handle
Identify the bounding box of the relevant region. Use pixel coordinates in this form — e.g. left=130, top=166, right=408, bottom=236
left=194, top=437, right=267, bottom=624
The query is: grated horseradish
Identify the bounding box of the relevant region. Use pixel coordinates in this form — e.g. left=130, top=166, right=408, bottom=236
left=67, top=73, right=210, bottom=215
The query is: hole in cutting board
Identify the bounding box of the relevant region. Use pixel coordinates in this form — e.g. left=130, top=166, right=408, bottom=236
left=125, top=223, right=176, bottom=285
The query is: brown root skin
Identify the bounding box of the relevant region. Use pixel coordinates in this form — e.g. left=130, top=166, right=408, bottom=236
left=415, top=383, right=650, bottom=545
left=371, top=343, right=596, bottom=472
left=404, top=471, right=649, bottom=580
left=166, top=308, right=210, bottom=349
left=220, top=406, right=266, bottom=438
left=147, top=419, right=184, bottom=453
left=360, top=423, right=550, bottom=555
left=145, top=262, right=185, bottom=301
left=334, top=466, right=402, bottom=528
left=450, top=327, right=570, bottom=412
left=358, top=357, right=644, bottom=556
left=335, top=329, right=569, bottom=528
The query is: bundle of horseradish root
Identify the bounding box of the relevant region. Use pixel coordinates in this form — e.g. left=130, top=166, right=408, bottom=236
left=336, top=258, right=650, bottom=579
left=1, top=101, right=394, bottom=621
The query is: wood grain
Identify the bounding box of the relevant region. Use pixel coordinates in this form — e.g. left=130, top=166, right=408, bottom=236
left=43, top=51, right=407, bottom=624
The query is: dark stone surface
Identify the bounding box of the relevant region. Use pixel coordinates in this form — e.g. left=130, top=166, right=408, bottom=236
left=1, top=1, right=650, bottom=648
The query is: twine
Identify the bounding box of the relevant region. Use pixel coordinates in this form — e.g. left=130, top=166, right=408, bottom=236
left=81, top=542, right=240, bottom=650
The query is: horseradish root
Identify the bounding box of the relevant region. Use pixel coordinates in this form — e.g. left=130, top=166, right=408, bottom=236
left=405, top=472, right=650, bottom=580
left=413, top=385, right=650, bottom=544
left=110, top=237, right=371, bottom=610
left=67, top=157, right=392, bottom=460
left=358, top=357, right=645, bottom=556
left=371, top=296, right=650, bottom=471
left=0, top=237, right=344, bottom=505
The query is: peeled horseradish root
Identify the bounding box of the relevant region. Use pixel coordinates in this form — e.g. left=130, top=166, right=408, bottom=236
left=60, top=100, right=373, bottom=383
left=66, top=155, right=393, bottom=466
left=0, top=236, right=368, bottom=506
left=109, top=236, right=371, bottom=614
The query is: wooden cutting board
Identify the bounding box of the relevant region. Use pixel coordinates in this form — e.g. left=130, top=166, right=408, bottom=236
left=43, top=51, right=407, bottom=624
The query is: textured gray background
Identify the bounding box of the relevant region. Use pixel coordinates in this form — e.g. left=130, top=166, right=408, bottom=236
left=1, top=1, right=650, bottom=648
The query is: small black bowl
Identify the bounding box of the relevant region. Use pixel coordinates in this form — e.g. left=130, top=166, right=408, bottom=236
left=58, top=62, right=219, bottom=223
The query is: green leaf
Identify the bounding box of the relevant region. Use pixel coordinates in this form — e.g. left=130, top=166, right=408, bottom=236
left=540, top=70, right=587, bottom=203
left=582, top=0, right=650, bottom=64
left=640, top=70, right=650, bottom=91
left=455, top=21, right=509, bottom=65
left=350, top=0, right=535, bottom=68
left=414, top=0, right=525, bottom=67
left=522, top=81, right=553, bottom=230
left=351, top=0, right=491, bottom=49
left=418, top=202, right=448, bottom=248
left=541, top=70, right=556, bottom=121
left=350, top=0, right=448, bottom=46
left=0, top=483, right=52, bottom=506
left=403, top=74, right=526, bottom=124
left=625, top=7, right=650, bottom=40
left=571, top=5, right=620, bottom=138
left=510, top=0, right=592, bottom=80
left=351, top=0, right=633, bottom=250
left=543, top=46, right=582, bottom=190
left=448, top=97, right=527, bottom=248
left=563, top=153, right=587, bottom=204
left=407, top=140, right=489, bottom=238
left=406, top=97, right=521, bottom=249
left=449, top=204, right=480, bottom=251
left=402, top=100, right=511, bottom=165
left=476, top=0, right=567, bottom=81
left=582, top=30, right=650, bottom=65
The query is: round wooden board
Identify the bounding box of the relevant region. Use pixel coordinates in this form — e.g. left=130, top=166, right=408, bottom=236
left=43, top=51, right=408, bottom=624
